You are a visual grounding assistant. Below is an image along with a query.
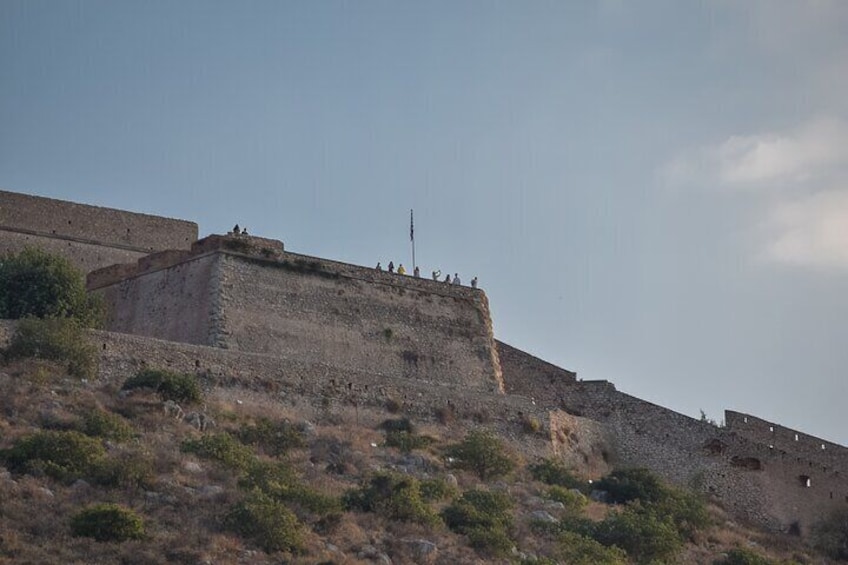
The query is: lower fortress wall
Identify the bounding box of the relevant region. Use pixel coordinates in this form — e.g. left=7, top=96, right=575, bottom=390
left=498, top=343, right=848, bottom=533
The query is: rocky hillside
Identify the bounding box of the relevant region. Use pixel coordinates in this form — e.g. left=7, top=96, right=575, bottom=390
left=0, top=325, right=830, bottom=565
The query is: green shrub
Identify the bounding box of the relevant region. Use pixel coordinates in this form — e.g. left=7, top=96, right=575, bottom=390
left=653, top=487, right=710, bottom=539
left=4, top=317, right=97, bottom=380
left=0, top=247, right=103, bottom=327
left=343, top=472, right=439, bottom=525
left=79, top=409, right=134, bottom=442
left=378, top=417, right=415, bottom=433
left=419, top=477, right=459, bottom=501
left=0, top=430, right=105, bottom=481
left=812, top=509, right=848, bottom=561
left=70, top=503, right=145, bottom=542
left=237, top=418, right=306, bottom=457
left=445, top=430, right=517, bottom=481
left=225, top=491, right=304, bottom=553
left=595, top=468, right=666, bottom=504
left=442, top=489, right=514, bottom=557
left=181, top=433, right=254, bottom=472
left=529, top=458, right=583, bottom=489
left=442, top=489, right=513, bottom=533
left=466, top=526, right=514, bottom=558
left=591, top=504, right=683, bottom=564
left=556, top=531, right=627, bottom=565
left=93, top=449, right=154, bottom=490
left=521, top=414, right=543, bottom=434
left=384, top=430, right=434, bottom=453
left=713, top=548, right=776, bottom=565
left=240, top=460, right=340, bottom=515
left=548, top=486, right=587, bottom=514
left=122, top=368, right=202, bottom=404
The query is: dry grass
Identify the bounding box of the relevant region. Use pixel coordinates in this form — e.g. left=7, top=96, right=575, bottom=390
left=0, top=362, right=835, bottom=564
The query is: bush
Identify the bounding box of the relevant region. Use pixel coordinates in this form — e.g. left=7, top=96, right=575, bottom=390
left=0, top=430, right=105, bottom=481
left=442, top=488, right=513, bottom=533
left=70, top=503, right=145, bottom=542
left=445, top=430, right=517, bottom=481
left=122, top=368, right=202, bottom=404
left=225, top=492, right=304, bottom=553
left=237, top=418, right=306, bottom=457
left=79, top=409, right=134, bottom=442
left=181, top=433, right=254, bottom=472
left=548, top=486, right=588, bottom=514
left=521, top=414, right=543, bottom=434
left=240, top=460, right=340, bottom=516
left=595, top=468, right=666, bottom=504
left=591, top=504, right=683, bottom=564
left=384, top=430, right=434, bottom=453
left=812, top=509, right=848, bottom=560
left=529, top=458, right=583, bottom=489
left=419, top=477, right=459, bottom=501
left=93, top=449, right=154, bottom=490
left=556, top=531, right=627, bottom=565
left=0, top=247, right=102, bottom=327
left=4, top=317, right=98, bottom=380
left=713, top=548, right=776, bottom=565
left=378, top=417, right=415, bottom=433
left=343, top=472, right=439, bottom=525
left=442, top=489, right=514, bottom=557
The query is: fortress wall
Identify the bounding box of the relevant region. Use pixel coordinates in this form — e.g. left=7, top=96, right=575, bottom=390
left=726, top=410, right=848, bottom=471
left=0, top=229, right=148, bottom=273
left=497, top=340, right=577, bottom=399
left=92, top=253, right=220, bottom=346
left=216, top=251, right=503, bottom=392
left=0, top=189, right=197, bottom=255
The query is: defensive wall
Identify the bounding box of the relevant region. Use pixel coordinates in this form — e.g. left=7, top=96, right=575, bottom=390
left=88, top=234, right=504, bottom=394
left=0, top=320, right=605, bottom=467
left=0, top=189, right=197, bottom=272
left=498, top=343, right=848, bottom=533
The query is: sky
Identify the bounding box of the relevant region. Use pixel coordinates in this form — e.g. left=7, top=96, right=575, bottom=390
left=2, top=1, right=848, bottom=444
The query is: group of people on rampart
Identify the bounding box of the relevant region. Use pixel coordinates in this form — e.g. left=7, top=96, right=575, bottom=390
left=375, top=261, right=478, bottom=288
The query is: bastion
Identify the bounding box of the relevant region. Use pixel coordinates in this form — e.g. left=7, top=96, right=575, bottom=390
left=88, top=233, right=504, bottom=394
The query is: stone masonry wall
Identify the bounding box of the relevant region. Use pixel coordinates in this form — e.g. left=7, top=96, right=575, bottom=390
left=726, top=410, right=848, bottom=471
left=92, top=252, right=220, bottom=346
left=89, top=235, right=504, bottom=394
left=500, top=346, right=848, bottom=534
left=219, top=252, right=502, bottom=393
left=0, top=189, right=197, bottom=272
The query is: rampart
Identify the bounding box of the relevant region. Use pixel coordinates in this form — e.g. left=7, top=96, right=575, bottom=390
left=89, top=234, right=504, bottom=393
left=0, top=189, right=197, bottom=272
left=499, top=344, right=848, bottom=533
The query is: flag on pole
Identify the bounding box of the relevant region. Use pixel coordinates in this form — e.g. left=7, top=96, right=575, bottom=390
left=410, top=209, right=414, bottom=241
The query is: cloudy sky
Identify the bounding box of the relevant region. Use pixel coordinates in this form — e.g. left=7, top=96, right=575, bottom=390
left=2, top=1, right=847, bottom=443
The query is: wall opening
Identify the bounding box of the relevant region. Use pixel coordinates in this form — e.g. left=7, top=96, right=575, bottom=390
left=822, top=444, right=827, bottom=450
left=769, top=426, right=774, bottom=432
left=795, top=434, right=799, bottom=441
left=730, top=456, right=762, bottom=471
left=799, top=475, right=811, bottom=488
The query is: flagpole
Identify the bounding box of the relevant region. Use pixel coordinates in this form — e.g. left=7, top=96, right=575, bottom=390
left=410, top=209, right=416, bottom=271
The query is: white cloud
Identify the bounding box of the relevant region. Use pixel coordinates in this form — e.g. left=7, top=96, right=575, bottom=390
left=662, top=117, right=848, bottom=190
left=662, top=116, right=848, bottom=269
left=764, top=190, right=848, bottom=269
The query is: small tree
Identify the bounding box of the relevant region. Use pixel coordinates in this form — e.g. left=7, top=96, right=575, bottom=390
left=4, top=317, right=98, bottom=379
left=445, top=430, right=517, bottom=481
left=0, top=247, right=102, bottom=326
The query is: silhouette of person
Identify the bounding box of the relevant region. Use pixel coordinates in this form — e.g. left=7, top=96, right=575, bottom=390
left=376, top=262, right=382, bottom=271
left=397, top=264, right=406, bottom=275
left=471, top=276, right=478, bottom=289
left=452, top=274, right=461, bottom=285
left=413, top=266, right=420, bottom=278
left=388, top=261, right=394, bottom=273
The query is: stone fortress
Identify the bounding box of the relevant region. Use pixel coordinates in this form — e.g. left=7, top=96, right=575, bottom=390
left=1, top=188, right=845, bottom=536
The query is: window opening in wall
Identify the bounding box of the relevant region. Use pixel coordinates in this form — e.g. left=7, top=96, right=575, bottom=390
left=744, top=417, right=748, bottom=423
left=769, top=426, right=774, bottom=432
left=795, top=434, right=799, bottom=441
left=822, top=444, right=827, bottom=450
left=769, top=444, right=774, bottom=449
left=799, top=475, right=811, bottom=487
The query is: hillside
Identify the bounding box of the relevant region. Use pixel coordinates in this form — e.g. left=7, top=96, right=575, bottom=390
left=0, top=325, right=830, bottom=564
